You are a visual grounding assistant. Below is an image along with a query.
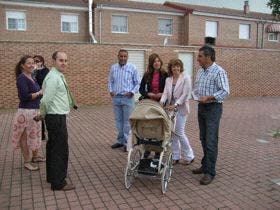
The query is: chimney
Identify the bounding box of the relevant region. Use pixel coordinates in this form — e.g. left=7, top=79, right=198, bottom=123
left=205, top=37, right=216, bottom=46
left=244, top=1, right=249, bottom=14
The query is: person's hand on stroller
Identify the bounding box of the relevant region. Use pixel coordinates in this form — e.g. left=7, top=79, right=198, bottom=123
left=166, top=105, right=176, bottom=111
left=147, top=92, right=156, bottom=100
left=147, top=92, right=162, bottom=101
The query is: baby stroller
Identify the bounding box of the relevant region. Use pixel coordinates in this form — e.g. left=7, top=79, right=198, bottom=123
left=124, top=99, right=176, bottom=194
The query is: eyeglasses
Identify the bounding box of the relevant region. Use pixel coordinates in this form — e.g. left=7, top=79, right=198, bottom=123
left=34, top=60, right=42, bottom=63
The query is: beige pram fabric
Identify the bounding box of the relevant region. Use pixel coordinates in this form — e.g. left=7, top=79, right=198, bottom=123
left=129, top=99, right=173, bottom=149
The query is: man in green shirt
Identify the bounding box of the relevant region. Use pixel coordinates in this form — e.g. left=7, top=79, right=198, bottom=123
left=38, top=51, right=77, bottom=191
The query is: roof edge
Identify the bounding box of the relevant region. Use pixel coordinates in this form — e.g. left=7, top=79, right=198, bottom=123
left=164, top=1, right=193, bottom=14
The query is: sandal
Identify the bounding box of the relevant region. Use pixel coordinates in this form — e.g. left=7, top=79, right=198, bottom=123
left=24, top=162, right=39, bottom=171
left=32, top=156, right=46, bottom=162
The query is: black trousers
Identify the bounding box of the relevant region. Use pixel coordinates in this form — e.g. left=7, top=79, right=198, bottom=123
left=45, top=114, right=69, bottom=190
left=198, top=102, right=222, bottom=177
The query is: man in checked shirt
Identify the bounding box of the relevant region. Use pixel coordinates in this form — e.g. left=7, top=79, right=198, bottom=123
left=192, top=45, right=230, bottom=185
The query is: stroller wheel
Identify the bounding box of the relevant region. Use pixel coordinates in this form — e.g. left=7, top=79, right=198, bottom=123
left=124, top=148, right=142, bottom=189
left=161, top=152, right=173, bottom=194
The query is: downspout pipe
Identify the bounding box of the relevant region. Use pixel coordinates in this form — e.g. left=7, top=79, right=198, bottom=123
left=89, top=0, right=97, bottom=43
left=261, top=20, right=265, bottom=49
left=256, top=21, right=259, bottom=48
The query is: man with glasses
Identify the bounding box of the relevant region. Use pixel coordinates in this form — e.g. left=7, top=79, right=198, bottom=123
left=35, top=51, right=77, bottom=191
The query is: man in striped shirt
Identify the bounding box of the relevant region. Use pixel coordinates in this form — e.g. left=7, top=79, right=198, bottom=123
left=192, top=45, right=230, bottom=185
left=108, top=49, right=140, bottom=151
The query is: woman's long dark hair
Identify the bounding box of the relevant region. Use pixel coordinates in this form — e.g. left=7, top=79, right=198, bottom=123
left=144, top=53, right=165, bottom=81
left=15, top=55, right=33, bottom=79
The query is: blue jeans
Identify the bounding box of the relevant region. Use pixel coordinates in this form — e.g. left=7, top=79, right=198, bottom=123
left=112, top=95, right=135, bottom=145
left=198, top=102, right=222, bottom=177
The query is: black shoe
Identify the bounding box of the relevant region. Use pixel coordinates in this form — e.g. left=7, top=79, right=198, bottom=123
left=192, top=167, right=203, bottom=174
left=111, top=143, right=124, bottom=149
left=200, top=174, right=214, bottom=185
left=53, top=183, right=75, bottom=191
left=122, top=145, right=127, bottom=152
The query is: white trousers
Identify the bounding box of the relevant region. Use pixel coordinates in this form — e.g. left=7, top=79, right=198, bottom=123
left=172, top=113, right=194, bottom=161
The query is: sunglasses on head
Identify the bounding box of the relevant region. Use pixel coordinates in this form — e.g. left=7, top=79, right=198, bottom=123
left=34, top=60, right=42, bottom=63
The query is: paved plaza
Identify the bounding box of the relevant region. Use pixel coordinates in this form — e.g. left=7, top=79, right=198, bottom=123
left=0, top=97, right=279, bottom=210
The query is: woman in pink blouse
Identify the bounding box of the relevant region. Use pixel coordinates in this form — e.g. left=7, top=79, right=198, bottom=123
left=139, top=53, right=168, bottom=102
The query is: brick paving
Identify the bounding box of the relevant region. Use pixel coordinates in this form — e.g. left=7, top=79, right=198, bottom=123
left=0, top=97, right=279, bottom=210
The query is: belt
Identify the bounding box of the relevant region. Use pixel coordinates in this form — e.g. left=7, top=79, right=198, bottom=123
left=198, top=102, right=222, bottom=106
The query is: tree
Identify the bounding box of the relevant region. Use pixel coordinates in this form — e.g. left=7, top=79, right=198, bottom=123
left=267, top=0, right=280, bottom=20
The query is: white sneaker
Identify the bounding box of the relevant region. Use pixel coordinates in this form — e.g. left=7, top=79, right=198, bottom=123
left=24, top=162, right=39, bottom=171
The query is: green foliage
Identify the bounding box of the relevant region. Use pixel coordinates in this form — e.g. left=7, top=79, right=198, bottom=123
left=267, top=0, right=280, bottom=19
left=273, top=128, right=280, bottom=138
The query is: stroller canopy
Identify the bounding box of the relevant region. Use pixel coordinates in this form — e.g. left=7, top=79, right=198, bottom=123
left=130, top=99, right=172, bottom=146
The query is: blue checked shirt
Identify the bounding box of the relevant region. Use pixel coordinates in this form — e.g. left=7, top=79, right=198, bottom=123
left=108, top=63, right=140, bottom=95
left=193, top=62, right=230, bottom=103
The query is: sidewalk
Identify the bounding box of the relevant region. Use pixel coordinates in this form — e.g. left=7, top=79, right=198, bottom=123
left=0, top=97, right=279, bottom=210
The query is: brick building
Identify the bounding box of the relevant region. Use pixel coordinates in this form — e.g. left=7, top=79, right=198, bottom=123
left=0, top=0, right=279, bottom=49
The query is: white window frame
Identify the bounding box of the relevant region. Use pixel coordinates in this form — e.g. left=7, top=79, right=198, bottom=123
left=239, top=24, right=250, bottom=40
left=111, top=15, right=128, bottom=33
left=6, top=10, right=26, bottom=31
left=205, top=21, right=218, bottom=38
left=61, top=14, right=79, bottom=33
left=158, top=18, right=173, bottom=36
left=268, top=33, right=279, bottom=42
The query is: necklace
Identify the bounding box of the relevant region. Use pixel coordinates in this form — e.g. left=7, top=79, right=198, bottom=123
left=23, top=72, right=34, bottom=82
left=173, top=76, right=179, bottom=85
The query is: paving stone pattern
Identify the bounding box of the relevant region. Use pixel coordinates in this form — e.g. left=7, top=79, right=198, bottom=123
left=0, top=97, right=279, bottom=210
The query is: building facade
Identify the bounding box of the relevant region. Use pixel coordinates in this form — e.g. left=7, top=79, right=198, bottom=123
left=92, top=0, right=280, bottom=49
left=0, top=0, right=279, bottom=49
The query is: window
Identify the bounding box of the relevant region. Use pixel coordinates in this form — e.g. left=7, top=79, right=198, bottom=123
left=205, top=21, right=218, bottom=38
left=268, top=33, right=278, bottom=42
left=239, top=24, right=250, bottom=39
left=112, top=15, right=128, bottom=33
left=158, top=18, right=173, bottom=35
left=6, top=11, right=26, bottom=30
left=61, top=14, right=78, bottom=33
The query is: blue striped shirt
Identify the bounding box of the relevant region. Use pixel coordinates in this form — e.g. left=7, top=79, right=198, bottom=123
left=108, top=63, right=140, bottom=95
left=193, top=62, right=230, bottom=103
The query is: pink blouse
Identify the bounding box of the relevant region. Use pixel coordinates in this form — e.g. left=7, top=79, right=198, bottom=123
left=151, top=71, right=160, bottom=94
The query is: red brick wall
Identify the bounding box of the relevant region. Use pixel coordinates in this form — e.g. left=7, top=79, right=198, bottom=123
left=0, top=41, right=279, bottom=108
left=94, top=8, right=183, bottom=45
left=0, top=5, right=90, bottom=42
